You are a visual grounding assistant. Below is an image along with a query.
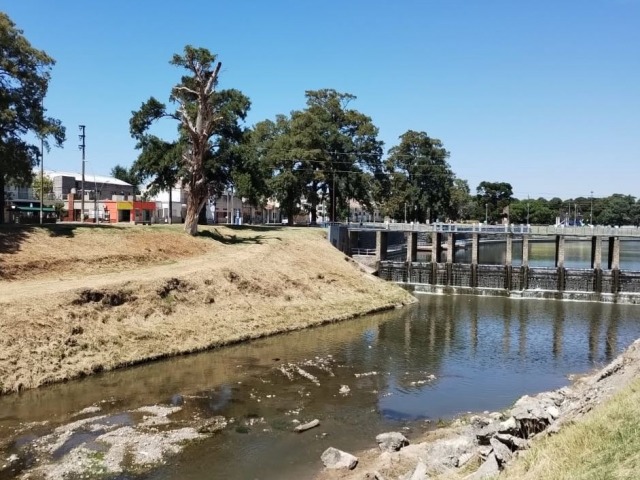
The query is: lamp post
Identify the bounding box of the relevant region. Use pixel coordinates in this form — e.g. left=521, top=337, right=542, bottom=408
left=590, top=191, right=593, bottom=225
left=485, top=204, right=488, bottom=224
left=527, top=195, right=530, bottom=225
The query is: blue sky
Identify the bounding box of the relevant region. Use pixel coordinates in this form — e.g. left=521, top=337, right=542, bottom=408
left=3, top=0, right=639, bottom=200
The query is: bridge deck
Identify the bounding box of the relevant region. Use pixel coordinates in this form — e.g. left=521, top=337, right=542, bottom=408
left=346, top=222, right=640, bottom=238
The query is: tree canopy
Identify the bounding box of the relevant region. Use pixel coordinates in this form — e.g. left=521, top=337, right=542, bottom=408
left=382, top=130, right=454, bottom=223
left=130, top=46, right=250, bottom=235
left=0, top=12, right=65, bottom=223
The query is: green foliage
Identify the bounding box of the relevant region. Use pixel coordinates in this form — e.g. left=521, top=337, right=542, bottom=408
left=0, top=12, right=65, bottom=222
left=31, top=174, right=53, bottom=199
left=382, top=130, right=454, bottom=222
left=129, top=45, right=250, bottom=234
left=476, top=181, right=513, bottom=224
left=246, top=89, right=383, bottom=223
left=110, top=164, right=141, bottom=194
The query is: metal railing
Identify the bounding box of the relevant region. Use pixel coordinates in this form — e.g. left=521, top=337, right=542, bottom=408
left=348, top=222, right=640, bottom=237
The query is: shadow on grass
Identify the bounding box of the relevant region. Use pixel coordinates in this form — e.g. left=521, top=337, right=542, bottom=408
left=197, top=228, right=273, bottom=245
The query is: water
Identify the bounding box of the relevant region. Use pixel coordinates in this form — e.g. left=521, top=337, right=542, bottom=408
left=438, top=238, right=640, bottom=269
left=2, top=295, right=640, bottom=479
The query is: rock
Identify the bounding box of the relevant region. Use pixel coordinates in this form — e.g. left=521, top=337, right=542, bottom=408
left=196, top=416, right=227, bottom=434
left=494, top=433, right=529, bottom=450
left=294, top=419, right=320, bottom=433
left=478, top=445, right=493, bottom=458
left=376, top=432, right=409, bottom=452
left=490, top=437, right=513, bottom=465
left=489, top=412, right=503, bottom=421
left=457, top=451, right=475, bottom=467
left=408, top=460, right=428, bottom=479
left=339, top=385, right=351, bottom=395
left=321, top=447, right=358, bottom=470
left=466, top=452, right=499, bottom=480
left=469, top=415, right=490, bottom=428
left=547, top=406, right=560, bottom=419
left=170, top=394, right=184, bottom=406
left=498, top=416, right=518, bottom=434
left=476, top=422, right=500, bottom=445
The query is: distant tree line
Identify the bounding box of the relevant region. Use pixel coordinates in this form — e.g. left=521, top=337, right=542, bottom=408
left=2, top=20, right=638, bottom=232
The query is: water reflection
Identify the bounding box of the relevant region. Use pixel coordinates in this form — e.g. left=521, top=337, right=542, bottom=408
left=1, top=296, right=639, bottom=480
left=446, top=238, right=640, bottom=270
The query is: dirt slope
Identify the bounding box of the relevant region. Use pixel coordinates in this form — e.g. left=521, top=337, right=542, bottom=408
left=0, top=224, right=414, bottom=394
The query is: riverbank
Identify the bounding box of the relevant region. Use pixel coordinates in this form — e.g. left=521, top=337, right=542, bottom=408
left=313, top=337, right=640, bottom=480
left=0, top=224, right=415, bottom=395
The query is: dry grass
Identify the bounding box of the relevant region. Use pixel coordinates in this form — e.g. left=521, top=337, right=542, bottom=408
left=0, top=223, right=210, bottom=280
left=501, top=379, right=640, bottom=480
left=0, top=224, right=414, bottom=394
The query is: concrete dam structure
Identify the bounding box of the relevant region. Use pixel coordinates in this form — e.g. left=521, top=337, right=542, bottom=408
left=334, top=223, right=640, bottom=303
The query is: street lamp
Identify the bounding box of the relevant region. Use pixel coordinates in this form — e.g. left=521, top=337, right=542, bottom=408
left=590, top=191, right=594, bottom=225
left=485, top=204, right=488, bottom=224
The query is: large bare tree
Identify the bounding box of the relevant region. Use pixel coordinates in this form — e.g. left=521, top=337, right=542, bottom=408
left=130, top=46, right=249, bottom=235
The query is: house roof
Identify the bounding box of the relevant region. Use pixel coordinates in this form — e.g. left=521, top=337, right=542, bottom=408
left=41, top=170, right=133, bottom=187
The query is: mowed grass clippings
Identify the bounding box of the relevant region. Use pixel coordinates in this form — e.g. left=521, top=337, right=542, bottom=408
left=0, top=224, right=414, bottom=394
left=501, top=379, right=640, bottom=480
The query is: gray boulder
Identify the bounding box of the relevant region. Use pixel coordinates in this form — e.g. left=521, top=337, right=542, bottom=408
left=376, top=432, right=409, bottom=452
left=489, top=437, right=513, bottom=465
left=321, top=447, right=358, bottom=470
left=466, top=452, right=499, bottom=479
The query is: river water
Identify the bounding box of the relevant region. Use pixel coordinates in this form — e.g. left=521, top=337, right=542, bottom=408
left=449, top=238, right=640, bottom=269
left=2, top=294, right=640, bottom=479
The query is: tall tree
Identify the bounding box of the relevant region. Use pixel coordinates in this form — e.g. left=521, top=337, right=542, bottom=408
left=296, top=89, right=383, bottom=223
left=476, top=181, right=513, bottom=224
left=383, top=130, right=454, bottom=222
left=249, top=90, right=383, bottom=224
left=130, top=46, right=250, bottom=235
left=0, top=13, right=65, bottom=223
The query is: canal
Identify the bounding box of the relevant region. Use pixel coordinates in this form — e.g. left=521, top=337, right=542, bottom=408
left=2, top=294, right=640, bottom=479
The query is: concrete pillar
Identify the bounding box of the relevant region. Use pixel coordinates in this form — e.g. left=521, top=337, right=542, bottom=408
left=610, top=236, right=620, bottom=293
left=375, top=231, right=388, bottom=262
left=348, top=230, right=358, bottom=256
left=591, top=236, right=602, bottom=269
left=505, top=234, right=513, bottom=267
left=434, top=232, right=443, bottom=263
left=406, top=231, right=418, bottom=263
left=505, top=266, right=513, bottom=290
left=522, top=235, right=530, bottom=267
left=555, top=235, right=565, bottom=268
left=608, top=236, right=620, bottom=270
left=446, top=233, right=455, bottom=264
left=471, top=233, right=479, bottom=265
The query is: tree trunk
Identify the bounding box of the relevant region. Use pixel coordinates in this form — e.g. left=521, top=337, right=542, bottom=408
left=184, top=174, right=207, bottom=235
left=168, top=188, right=173, bottom=224
left=0, top=173, right=5, bottom=225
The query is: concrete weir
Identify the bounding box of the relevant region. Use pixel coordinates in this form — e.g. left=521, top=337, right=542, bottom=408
left=334, top=223, right=640, bottom=304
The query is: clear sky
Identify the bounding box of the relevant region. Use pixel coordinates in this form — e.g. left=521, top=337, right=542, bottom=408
left=3, top=0, right=639, bottom=200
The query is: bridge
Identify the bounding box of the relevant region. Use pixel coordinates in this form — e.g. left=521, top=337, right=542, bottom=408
left=328, top=222, right=640, bottom=302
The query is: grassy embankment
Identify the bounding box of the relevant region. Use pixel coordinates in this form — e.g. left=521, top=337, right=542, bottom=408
left=500, top=378, right=640, bottom=480
left=0, top=223, right=414, bottom=394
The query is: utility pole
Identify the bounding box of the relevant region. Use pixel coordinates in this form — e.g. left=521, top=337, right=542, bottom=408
left=404, top=202, right=407, bottom=223
left=39, top=135, right=44, bottom=225
left=485, top=203, right=488, bottom=224
left=590, top=191, right=594, bottom=225
left=78, top=125, right=86, bottom=222
left=527, top=195, right=530, bottom=225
